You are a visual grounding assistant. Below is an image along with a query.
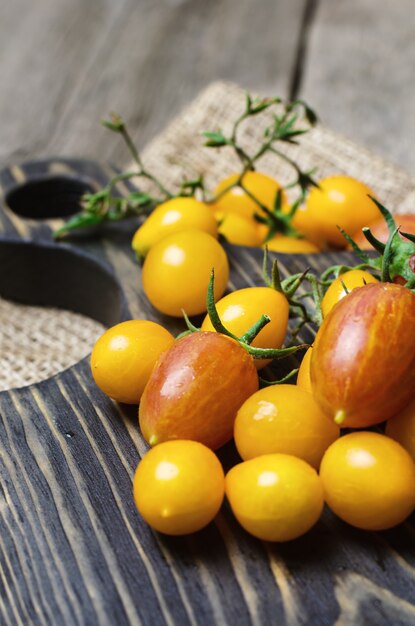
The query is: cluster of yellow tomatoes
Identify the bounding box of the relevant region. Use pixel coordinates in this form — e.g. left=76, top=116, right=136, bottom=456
left=134, top=171, right=391, bottom=257
left=132, top=172, right=391, bottom=317
left=90, top=171, right=415, bottom=542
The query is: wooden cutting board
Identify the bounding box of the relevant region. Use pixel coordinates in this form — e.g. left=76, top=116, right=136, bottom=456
left=1, top=158, right=414, bottom=626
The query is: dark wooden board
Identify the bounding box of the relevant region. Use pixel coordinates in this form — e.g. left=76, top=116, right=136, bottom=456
left=1, top=159, right=415, bottom=626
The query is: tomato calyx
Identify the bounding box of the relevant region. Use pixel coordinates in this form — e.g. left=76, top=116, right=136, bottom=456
left=298, top=198, right=415, bottom=328
left=261, top=247, right=323, bottom=332
left=180, top=270, right=307, bottom=367
left=253, top=188, right=302, bottom=240
left=340, top=197, right=415, bottom=289
left=204, top=95, right=319, bottom=243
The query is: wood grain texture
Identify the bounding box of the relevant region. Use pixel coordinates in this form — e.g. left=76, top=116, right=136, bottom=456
left=0, top=160, right=415, bottom=626
left=1, top=0, right=413, bottom=174
left=0, top=0, right=305, bottom=169
left=300, top=0, right=415, bottom=172
left=0, top=0, right=415, bottom=621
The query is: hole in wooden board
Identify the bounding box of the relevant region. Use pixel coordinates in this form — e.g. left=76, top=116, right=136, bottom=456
left=5, top=176, right=94, bottom=219
left=0, top=239, right=127, bottom=391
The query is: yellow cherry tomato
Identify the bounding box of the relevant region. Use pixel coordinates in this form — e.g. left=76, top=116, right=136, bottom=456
left=132, top=197, right=218, bottom=258
left=290, top=204, right=327, bottom=247
left=265, top=235, right=320, bottom=254
left=296, top=346, right=313, bottom=393
left=200, top=286, right=289, bottom=369
left=320, top=432, right=415, bottom=530
left=234, top=384, right=339, bottom=468
left=142, top=230, right=229, bottom=317
left=212, top=171, right=287, bottom=220
left=255, top=222, right=269, bottom=245
left=90, top=320, right=174, bottom=404
left=321, top=269, right=378, bottom=317
left=385, top=397, right=415, bottom=461
left=305, top=176, right=379, bottom=248
left=216, top=211, right=262, bottom=247
left=226, top=454, right=324, bottom=542
left=133, top=440, right=225, bottom=535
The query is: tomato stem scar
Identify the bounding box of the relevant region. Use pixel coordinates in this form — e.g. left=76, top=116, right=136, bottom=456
left=334, top=410, right=346, bottom=425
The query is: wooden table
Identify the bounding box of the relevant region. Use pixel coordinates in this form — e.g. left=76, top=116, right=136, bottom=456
left=1, top=2, right=415, bottom=625
left=0, top=0, right=414, bottom=172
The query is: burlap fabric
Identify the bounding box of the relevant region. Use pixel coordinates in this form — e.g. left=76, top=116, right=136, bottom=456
left=2, top=81, right=415, bottom=391
left=0, top=298, right=105, bottom=391
left=139, top=82, right=415, bottom=210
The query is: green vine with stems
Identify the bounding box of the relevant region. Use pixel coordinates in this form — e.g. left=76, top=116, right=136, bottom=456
left=289, top=198, right=415, bottom=327
left=177, top=268, right=308, bottom=385
left=52, top=93, right=415, bottom=335
left=54, top=94, right=318, bottom=239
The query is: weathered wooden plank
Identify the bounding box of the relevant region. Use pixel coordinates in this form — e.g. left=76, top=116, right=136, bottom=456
left=300, top=0, right=415, bottom=171
left=0, top=0, right=124, bottom=165
left=0, top=0, right=305, bottom=168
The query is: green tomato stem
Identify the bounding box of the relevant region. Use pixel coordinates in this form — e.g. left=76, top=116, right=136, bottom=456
left=337, top=226, right=371, bottom=263
left=239, top=314, right=271, bottom=345
left=181, top=310, right=200, bottom=333
left=369, top=196, right=397, bottom=235
left=362, top=228, right=386, bottom=254
left=401, top=231, right=415, bottom=244
left=271, top=258, right=283, bottom=292
left=206, top=271, right=242, bottom=342
left=206, top=269, right=308, bottom=360
left=243, top=343, right=307, bottom=360
left=381, top=226, right=400, bottom=282
left=259, top=367, right=299, bottom=386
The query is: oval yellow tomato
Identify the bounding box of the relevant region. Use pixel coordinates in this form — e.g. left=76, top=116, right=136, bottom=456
left=212, top=171, right=287, bottom=220
left=133, top=440, right=225, bottom=535
left=226, top=454, right=324, bottom=541
left=142, top=230, right=229, bottom=317
left=200, top=286, right=289, bottom=369
left=265, top=235, right=320, bottom=254
left=320, top=432, right=415, bottom=530
left=296, top=346, right=313, bottom=393
left=234, top=384, right=339, bottom=468
left=132, top=197, right=218, bottom=258
left=290, top=204, right=327, bottom=247
left=385, top=397, right=415, bottom=461
left=255, top=221, right=269, bottom=245
left=321, top=269, right=378, bottom=317
left=90, top=320, right=174, bottom=404
left=216, top=211, right=262, bottom=247
left=305, top=176, right=379, bottom=248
